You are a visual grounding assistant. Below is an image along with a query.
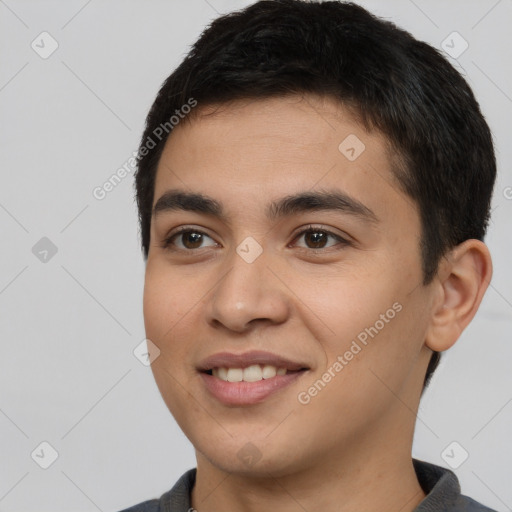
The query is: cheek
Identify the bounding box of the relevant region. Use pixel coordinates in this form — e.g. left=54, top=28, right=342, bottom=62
left=306, top=272, right=417, bottom=384
left=142, top=263, right=196, bottom=342
left=298, top=270, right=400, bottom=348
left=312, top=289, right=427, bottom=419
left=143, top=266, right=201, bottom=422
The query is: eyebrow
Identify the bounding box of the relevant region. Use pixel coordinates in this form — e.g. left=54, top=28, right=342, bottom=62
left=152, top=189, right=378, bottom=225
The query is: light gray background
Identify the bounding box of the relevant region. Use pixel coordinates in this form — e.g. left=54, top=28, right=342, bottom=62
left=1, top=1, right=511, bottom=511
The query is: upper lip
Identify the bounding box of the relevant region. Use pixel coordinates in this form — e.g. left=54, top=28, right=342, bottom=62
left=197, top=350, right=310, bottom=372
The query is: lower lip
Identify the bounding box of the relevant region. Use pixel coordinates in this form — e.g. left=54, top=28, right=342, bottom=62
left=199, top=371, right=306, bottom=406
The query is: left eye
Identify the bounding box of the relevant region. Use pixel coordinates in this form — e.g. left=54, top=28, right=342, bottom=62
left=292, top=227, right=348, bottom=250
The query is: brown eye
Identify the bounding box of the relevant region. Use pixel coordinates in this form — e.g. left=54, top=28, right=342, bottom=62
left=304, top=231, right=329, bottom=248
left=181, top=231, right=204, bottom=249
left=293, top=226, right=349, bottom=250
left=162, top=229, right=217, bottom=251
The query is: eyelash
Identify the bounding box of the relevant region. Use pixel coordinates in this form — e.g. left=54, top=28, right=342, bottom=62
left=161, top=225, right=350, bottom=253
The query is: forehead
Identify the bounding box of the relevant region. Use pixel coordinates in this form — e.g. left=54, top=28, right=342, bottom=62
left=153, top=94, right=412, bottom=223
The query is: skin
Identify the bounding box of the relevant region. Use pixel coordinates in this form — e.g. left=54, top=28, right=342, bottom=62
left=143, top=94, right=492, bottom=512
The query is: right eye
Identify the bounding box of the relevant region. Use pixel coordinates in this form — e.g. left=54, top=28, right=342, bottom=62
left=161, top=227, right=219, bottom=251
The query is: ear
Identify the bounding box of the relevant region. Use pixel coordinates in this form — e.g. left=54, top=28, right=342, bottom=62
left=425, top=239, right=492, bottom=352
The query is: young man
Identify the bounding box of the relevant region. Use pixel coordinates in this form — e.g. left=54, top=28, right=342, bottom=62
left=121, top=1, right=497, bottom=510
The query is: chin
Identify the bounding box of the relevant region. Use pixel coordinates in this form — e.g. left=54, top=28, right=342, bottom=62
left=194, top=434, right=310, bottom=478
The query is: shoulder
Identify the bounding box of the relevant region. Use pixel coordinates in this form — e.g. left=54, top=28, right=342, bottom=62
left=116, top=498, right=160, bottom=512
left=413, top=459, right=498, bottom=512
left=115, top=468, right=196, bottom=512
left=455, top=494, right=499, bottom=512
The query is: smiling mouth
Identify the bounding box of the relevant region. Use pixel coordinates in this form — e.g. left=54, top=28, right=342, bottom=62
left=203, top=364, right=308, bottom=383
left=199, top=365, right=309, bottom=406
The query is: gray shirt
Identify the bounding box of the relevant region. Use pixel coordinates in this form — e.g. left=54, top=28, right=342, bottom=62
left=118, top=459, right=497, bottom=512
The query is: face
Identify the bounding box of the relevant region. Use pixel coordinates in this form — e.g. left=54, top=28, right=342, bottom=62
left=143, top=95, right=435, bottom=477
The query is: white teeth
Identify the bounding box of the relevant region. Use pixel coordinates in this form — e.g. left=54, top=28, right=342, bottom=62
left=211, top=365, right=288, bottom=382
left=243, top=364, right=263, bottom=382
left=261, top=365, right=277, bottom=379
left=226, top=368, right=243, bottom=382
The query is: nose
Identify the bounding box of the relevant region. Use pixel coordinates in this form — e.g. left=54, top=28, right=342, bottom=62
left=205, top=247, right=291, bottom=333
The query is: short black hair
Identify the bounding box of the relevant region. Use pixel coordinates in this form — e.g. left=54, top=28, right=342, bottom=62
left=134, top=0, right=496, bottom=390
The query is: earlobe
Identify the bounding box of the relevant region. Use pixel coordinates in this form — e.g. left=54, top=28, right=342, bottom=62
left=425, top=239, right=492, bottom=353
